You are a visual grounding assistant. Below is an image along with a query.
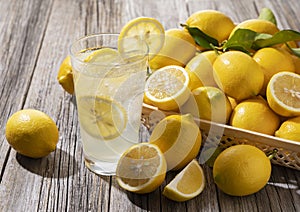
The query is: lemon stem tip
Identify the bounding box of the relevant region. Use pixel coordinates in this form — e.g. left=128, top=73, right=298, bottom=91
left=267, top=149, right=278, bottom=160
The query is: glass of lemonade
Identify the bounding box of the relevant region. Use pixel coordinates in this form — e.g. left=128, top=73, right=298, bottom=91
left=70, top=34, right=149, bottom=175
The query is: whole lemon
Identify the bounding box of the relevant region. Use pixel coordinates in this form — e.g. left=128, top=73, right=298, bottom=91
left=229, top=97, right=280, bottom=135
left=185, top=50, right=219, bottom=90
left=186, top=10, right=235, bottom=45
left=149, top=114, right=202, bottom=170
left=253, top=47, right=296, bottom=95
left=229, top=19, right=279, bottom=38
left=181, top=86, right=232, bottom=123
left=57, top=55, right=74, bottom=94
left=213, top=144, right=271, bottom=196
left=5, top=109, right=59, bottom=158
left=275, top=116, right=300, bottom=142
left=149, top=28, right=196, bottom=70
left=213, top=51, right=264, bottom=101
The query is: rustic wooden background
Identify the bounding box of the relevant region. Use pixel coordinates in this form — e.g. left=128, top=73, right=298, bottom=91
left=0, top=0, right=299, bottom=211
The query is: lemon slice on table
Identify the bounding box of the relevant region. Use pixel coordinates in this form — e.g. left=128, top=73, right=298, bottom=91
left=78, top=96, right=127, bottom=140
left=163, top=159, right=205, bottom=202
left=116, top=143, right=167, bottom=194
left=118, top=17, right=165, bottom=59
left=84, top=47, right=122, bottom=63
left=144, top=65, right=190, bottom=111
left=266, top=71, right=300, bottom=117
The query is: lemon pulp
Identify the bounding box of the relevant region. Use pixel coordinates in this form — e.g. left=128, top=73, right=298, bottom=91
left=144, top=65, right=190, bottom=110
left=78, top=96, right=127, bottom=140
left=267, top=71, right=300, bottom=117
left=116, top=143, right=167, bottom=194
left=83, top=47, right=122, bottom=64
left=163, top=159, right=205, bottom=202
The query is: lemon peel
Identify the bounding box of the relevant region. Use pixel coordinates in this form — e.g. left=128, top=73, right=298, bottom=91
left=5, top=109, right=59, bottom=158
left=149, top=114, right=202, bottom=170
left=213, top=145, right=271, bottom=196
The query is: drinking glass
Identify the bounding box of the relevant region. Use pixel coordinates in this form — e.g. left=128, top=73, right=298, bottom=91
left=70, top=34, right=149, bottom=175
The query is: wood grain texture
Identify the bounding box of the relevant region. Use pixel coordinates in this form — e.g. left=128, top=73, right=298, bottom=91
left=0, top=0, right=300, bottom=211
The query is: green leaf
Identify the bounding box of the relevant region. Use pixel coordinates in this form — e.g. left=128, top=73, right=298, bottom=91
left=253, top=30, right=300, bottom=49
left=181, top=24, right=219, bottom=49
left=222, top=28, right=257, bottom=53
left=258, top=8, right=277, bottom=25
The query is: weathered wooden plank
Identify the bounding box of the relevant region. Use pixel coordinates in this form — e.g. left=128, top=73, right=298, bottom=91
left=0, top=0, right=52, bottom=180
left=266, top=165, right=300, bottom=212
left=0, top=1, right=56, bottom=211
left=1, top=0, right=300, bottom=211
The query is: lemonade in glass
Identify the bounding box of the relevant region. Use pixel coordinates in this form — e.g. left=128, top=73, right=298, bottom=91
left=70, top=34, right=148, bottom=175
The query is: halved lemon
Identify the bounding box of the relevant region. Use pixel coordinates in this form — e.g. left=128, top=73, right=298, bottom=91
left=77, top=96, right=127, bottom=140
left=116, top=143, right=167, bottom=194
left=266, top=71, right=300, bottom=117
left=144, top=65, right=190, bottom=110
left=83, top=47, right=122, bottom=64
left=118, top=17, right=165, bottom=59
left=163, top=159, right=205, bottom=202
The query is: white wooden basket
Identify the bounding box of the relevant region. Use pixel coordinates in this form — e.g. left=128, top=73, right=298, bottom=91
left=142, top=103, right=300, bottom=170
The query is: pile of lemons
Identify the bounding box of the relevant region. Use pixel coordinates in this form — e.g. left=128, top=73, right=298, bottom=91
left=135, top=10, right=300, bottom=142
left=113, top=9, right=300, bottom=201
left=54, top=8, right=300, bottom=201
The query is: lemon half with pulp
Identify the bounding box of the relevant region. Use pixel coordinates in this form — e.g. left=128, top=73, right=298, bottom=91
left=144, top=65, right=190, bottom=110
left=266, top=71, right=300, bottom=117
left=116, top=142, right=167, bottom=194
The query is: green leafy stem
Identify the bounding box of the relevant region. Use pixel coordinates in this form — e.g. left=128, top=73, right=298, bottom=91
left=182, top=24, right=300, bottom=57
left=181, top=8, right=300, bottom=57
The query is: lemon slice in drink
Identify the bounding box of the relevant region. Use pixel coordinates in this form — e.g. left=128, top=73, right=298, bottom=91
left=116, top=143, right=167, bottom=194
left=163, top=159, right=205, bottom=202
left=266, top=71, right=300, bottom=117
left=84, top=47, right=122, bottom=63
left=144, top=65, right=190, bottom=110
left=118, top=17, right=165, bottom=59
left=78, top=96, right=127, bottom=140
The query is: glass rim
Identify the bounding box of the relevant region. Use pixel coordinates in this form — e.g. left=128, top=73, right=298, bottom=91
left=69, top=33, right=149, bottom=68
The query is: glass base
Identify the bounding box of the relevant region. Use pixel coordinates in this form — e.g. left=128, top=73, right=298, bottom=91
left=84, top=157, right=118, bottom=176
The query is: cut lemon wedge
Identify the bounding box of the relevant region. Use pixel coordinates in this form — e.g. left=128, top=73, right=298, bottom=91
left=83, top=47, right=122, bottom=64
left=116, top=143, right=167, bottom=194
left=118, top=17, right=165, bottom=59
left=144, top=65, right=190, bottom=110
left=163, top=159, right=205, bottom=202
left=266, top=71, right=300, bottom=117
left=77, top=96, right=127, bottom=140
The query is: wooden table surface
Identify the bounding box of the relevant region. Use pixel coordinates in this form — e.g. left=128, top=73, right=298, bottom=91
left=1, top=0, right=300, bottom=211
